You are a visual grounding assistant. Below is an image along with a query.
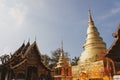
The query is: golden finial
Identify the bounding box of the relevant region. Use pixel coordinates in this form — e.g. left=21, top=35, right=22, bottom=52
left=61, top=40, right=63, bottom=50
left=88, top=9, right=94, bottom=26
left=59, top=40, right=64, bottom=57
left=61, top=40, right=64, bottom=55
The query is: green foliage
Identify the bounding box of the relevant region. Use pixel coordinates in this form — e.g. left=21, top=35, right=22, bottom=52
left=0, top=54, right=10, bottom=64
left=41, top=54, right=51, bottom=66
left=71, top=56, right=79, bottom=66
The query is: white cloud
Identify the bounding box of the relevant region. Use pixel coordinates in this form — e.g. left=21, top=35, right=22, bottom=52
left=9, top=5, right=27, bottom=27
left=0, top=0, right=28, bottom=29
left=0, top=0, right=6, bottom=8
left=98, top=7, right=120, bottom=20
left=98, top=1, right=120, bottom=21
left=111, top=7, right=120, bottom=14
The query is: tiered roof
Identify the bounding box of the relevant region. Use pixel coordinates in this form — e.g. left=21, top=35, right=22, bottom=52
left=8, top=41, right=50, bottom=70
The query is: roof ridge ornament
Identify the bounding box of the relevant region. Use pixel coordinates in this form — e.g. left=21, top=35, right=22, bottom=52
left=28, top=38, right=30, bottom=43
left=112, top=23, right=120, bottom=38
left=35, top=36, right=37, bottom=42
left=23, top=40, right=25, bottom=44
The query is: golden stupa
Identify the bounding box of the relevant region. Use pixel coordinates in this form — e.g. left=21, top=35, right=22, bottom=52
left=72, top=10, right=115, bottom=80
left=79, top=10, right=107, bottom=62
left=53, top=41, right=72, bottom=80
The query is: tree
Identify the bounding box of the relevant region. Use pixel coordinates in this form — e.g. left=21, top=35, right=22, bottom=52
left=0, top=54, right=10, bottom=64
left=71, top=56, right=79, bottom=66
left=41, top=54, right=51, bottom=66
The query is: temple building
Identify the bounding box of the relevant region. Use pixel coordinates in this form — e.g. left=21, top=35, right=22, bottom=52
left=53, top=41, right=72, bottom=80
left=0, top=9, right=120, bottom=80
left=0, top=41, right=52, bottom=80
left=72, top=10, right=115, bottom=80
left=106, top=24, right=120, bottom=74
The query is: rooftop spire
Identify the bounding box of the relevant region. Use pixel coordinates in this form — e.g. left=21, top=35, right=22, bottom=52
left=60, top=40, right=64, bottom=58
left=88, top=9, right=94, bottom=26
left=61, top=40, right=64, bottom=53
left=23, top=40, right=25, bottom=44
left=35, top=36, right=37, bottom=41
left=56, top=41, right=68, bottom=67
left=28, top=38, right=30, bottom=42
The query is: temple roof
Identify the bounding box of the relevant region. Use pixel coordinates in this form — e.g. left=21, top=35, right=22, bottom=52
left=106, top=24, right=120, bottom=61
left=21, top=41, right=30, bottom=54
left=12, top=43, right=25, bottom=56
left=23, top=41, right=43, bottom=61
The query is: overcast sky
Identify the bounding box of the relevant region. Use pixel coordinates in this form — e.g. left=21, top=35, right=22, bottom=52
left=0, top=0, right=120, bottom=58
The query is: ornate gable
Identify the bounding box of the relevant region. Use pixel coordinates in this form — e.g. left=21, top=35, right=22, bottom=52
left=106, top=24, right=120, bottom=61
left=24, top=41, right=43, bottom=65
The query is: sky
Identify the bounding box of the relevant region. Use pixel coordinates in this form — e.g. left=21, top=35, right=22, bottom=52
left=0, top=0, right=120, bottom=59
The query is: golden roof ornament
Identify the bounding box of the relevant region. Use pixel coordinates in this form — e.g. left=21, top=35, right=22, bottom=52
left=56, top=41, right=68, bottom=67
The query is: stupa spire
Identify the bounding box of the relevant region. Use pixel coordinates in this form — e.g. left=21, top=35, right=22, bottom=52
left=88, top=9, right=94, bottom=26
left=56, top=41, right=68, bottom=67
left=61, top=40, right=64, bottom=56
